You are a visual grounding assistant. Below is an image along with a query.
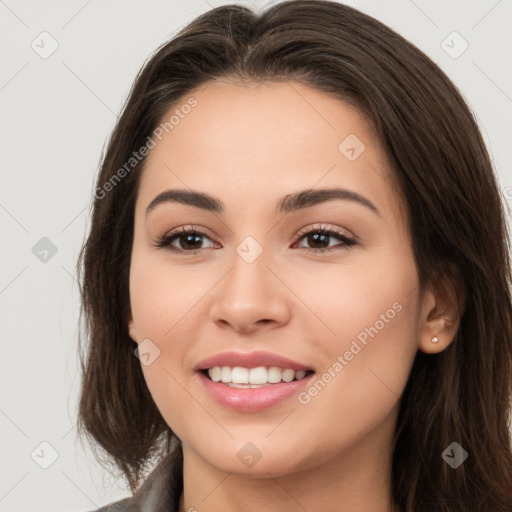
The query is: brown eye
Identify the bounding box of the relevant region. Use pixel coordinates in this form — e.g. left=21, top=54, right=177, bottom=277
left=294, top=226, right=357, bottom=253
left=154, top=227, right=216, bottom=252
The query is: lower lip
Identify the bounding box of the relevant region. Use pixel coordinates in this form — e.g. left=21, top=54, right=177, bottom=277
left=196, top=371, right=314, bottom=412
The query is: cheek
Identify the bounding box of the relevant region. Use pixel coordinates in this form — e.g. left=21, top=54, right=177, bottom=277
left=299, top=256, right=420, bottom=428
left=129, top=254, right=203, bottom=337
left=140, top=362, right=195, bottom=437
left=129, top=254, right=211, bottom=435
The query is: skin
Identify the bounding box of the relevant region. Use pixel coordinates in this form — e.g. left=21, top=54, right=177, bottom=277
left=127, top=80, right=462, bottom=512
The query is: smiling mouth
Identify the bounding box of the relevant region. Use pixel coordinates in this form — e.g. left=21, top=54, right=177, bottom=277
left=200, top=366, right=315, bottom=388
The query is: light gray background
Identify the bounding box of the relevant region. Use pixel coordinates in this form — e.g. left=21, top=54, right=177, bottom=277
left=1, top=0, right=511, bottom=511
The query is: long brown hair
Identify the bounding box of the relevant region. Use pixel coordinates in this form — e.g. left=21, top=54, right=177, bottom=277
left=76, top=1, right=512, bottom=510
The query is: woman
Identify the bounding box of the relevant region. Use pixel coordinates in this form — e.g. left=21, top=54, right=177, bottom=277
left=76, top=1, right=512, bottom=511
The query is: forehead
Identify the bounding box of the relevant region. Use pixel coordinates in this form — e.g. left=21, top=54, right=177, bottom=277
left=136, top=80, right=403, bottom=223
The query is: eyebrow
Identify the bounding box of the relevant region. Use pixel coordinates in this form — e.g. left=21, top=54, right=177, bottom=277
left=145, top=188, right=380, bottom=217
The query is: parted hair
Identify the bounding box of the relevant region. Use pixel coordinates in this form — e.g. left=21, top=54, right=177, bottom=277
left=76, top=1, right=512, bottom=510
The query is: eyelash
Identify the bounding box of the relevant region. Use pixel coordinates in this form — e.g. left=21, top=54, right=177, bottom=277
left=152, top=224, right=357, bottom=254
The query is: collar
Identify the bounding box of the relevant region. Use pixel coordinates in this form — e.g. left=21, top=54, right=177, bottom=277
left=119, top=445, right=183, bottom=512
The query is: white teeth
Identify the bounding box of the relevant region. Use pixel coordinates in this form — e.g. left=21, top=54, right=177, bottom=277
left=206, top=366, right=310, bottom=385
left=267, top=366, right=282, bottom=383
left=232, top=367, right=249, bottom=384
left=249, top=367, right=267, bottom=384
left=221, top=367, right=231, bottom=383
left=209, top=367, right=222, bottom=382
left=281, top=369, right=295, bottom=382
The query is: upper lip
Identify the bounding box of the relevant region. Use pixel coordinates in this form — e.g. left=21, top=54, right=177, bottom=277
left=195, top=351, right=314, bottom=372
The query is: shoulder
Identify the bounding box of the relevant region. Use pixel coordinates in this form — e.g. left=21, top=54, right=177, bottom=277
left=85, top=449, right=183, bottom=512
left=87, top=496, right=131, bottom=512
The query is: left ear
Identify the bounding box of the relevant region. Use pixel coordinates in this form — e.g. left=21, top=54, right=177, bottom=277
left=417, top=264, right=466, bottom=354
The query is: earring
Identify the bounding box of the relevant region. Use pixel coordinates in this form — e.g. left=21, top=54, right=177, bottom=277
left=432, top=336, right=439, bottom=343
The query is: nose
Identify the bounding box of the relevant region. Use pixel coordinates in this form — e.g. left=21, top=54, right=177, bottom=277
left=208, top=247, right=291, bottom=335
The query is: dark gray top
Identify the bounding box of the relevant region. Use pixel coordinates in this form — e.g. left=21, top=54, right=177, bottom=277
left=89, top=449, right=183, bottom=512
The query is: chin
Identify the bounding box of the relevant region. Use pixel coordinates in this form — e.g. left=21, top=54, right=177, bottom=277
left=192, top=439, right=315, bottom=479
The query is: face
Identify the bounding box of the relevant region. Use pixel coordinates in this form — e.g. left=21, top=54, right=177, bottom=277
left=128, top=80, right=424, bottom=478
